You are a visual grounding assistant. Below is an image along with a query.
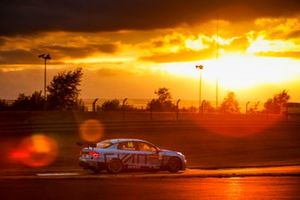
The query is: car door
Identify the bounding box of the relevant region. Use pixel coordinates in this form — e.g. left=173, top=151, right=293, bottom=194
left=136, top=142, right=161, bottom=169
left=117, top=141, right=139, bottom=168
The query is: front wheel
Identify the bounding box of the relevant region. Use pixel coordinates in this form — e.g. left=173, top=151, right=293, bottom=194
left=107, top=159, right=123, bottom=174
left=167, top=157, right=182, bottom=173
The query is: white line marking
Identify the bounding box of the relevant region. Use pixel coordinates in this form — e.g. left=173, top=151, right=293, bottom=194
left=36, top=172, right=79, bottom=176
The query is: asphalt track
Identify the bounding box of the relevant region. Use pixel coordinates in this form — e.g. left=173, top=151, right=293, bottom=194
left=1, top=166, right=300, bottom=200
left=1, top=165, right=300, bottom=179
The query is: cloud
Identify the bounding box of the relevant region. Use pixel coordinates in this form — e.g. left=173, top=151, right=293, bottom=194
left=1, top=0, right=300, bottom=35
left=0, top=37, right=6, bottom=46
left=141, top=49, right=214, bottom=63
left=95, top=68, right=135, bottom=77
left=221, top=36, right=250, bottom=53
left=0, top=42, right=119, bottom=64
left=286, top=30, right=300, bottom=39
left=0, top=49, right=41, bottom=64
left=44, top=43, right=119, bottom=58
left=256, top=51, right=300, bottom=58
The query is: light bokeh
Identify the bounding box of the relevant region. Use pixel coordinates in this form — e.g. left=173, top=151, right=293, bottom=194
left=9, top=134, right=58, bottom=168
left=79, top=119, right=104, bottom=142
left=196, top=115, right=282, bottom=137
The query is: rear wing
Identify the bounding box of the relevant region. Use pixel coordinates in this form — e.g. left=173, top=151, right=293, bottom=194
left=76, top=141, right=97, bottom=148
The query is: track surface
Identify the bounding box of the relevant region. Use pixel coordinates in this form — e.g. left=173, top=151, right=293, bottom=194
left=1, top=165, right=300, bottom=179
left=1, top=166, right=300, bottom=199
left=1, top=176, right=299, bottom=200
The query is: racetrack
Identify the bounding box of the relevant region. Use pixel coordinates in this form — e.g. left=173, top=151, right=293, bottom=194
left=1, top=112, right=300, bottom=199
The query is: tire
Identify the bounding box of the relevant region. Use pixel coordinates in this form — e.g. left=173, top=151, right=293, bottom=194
left=107, top=159, right=123, bottom=174
left=167, top=157, right=182, bottom=173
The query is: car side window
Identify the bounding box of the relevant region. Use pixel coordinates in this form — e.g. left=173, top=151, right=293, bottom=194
left=117, top=142, right=137, bottom=151
left=137, top=142, right=157, bottom=152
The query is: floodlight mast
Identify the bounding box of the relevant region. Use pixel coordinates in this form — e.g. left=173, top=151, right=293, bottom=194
left=38, top=54, right=51, bottom=98
left=196, top=65, right=204, bottom=113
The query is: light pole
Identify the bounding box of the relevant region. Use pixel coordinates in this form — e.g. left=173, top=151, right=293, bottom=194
left=196, top=65, right=204, bottom=113
left=38, top=54, right=51, bottom=98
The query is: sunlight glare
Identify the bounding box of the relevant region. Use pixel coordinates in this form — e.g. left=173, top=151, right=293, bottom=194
left=161, top=54, right=298, bottom=90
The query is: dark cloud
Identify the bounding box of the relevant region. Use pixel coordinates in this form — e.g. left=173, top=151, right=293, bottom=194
left=141, top=49, right=214, bottom=63
left=44, top=43, right=118, bottom=57
left=0, top=49, right=41, bottom=64
left=1, top=0, right=300, bottom=35
left=0, top=38, right=6, bottom=46
left=0, top=42, right=118, bottom=64
left=96, top=44, right=118, bottom=54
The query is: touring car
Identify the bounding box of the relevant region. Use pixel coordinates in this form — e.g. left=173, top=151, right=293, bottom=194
left=79, top=138, right=186, bottom=173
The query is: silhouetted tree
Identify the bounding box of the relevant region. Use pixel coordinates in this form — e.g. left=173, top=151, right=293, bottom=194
left=47, top=68, right=83, bottom=110
left=219, top=91, right=240, bottom=113
left=101, top=99, right=121, bottom=111
left=264, top=90, right=290, bottom=114
left=147, top=87, right=176, bottom=111
left=0, top=99, right=9, bottom=111
left=12, top=91, right=45, bottom=110
left=200, top=100, right=215, bottom=113
left=247, top=101, right=260, bottom=114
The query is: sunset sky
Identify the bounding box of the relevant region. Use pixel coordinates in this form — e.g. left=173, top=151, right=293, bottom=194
left=1, top=0, right=300, bottom=104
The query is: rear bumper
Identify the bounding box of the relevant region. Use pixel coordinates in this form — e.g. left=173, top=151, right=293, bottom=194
left=79, top=159, right=106, bottom=170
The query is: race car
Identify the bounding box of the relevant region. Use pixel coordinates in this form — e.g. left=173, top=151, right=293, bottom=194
left=79, top=138, right=187, bottom=173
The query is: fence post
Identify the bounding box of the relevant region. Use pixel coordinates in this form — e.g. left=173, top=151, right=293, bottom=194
left=176, top=99, right=181, bottom=121
left=150, top=104, right=153, bottom=120
left=122, top=98, right=128, bottom=120
left=92, top=98, right=98, bottom=112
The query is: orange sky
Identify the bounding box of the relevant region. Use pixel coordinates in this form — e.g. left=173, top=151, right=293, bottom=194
left=0, top=1, right=300, bottom=104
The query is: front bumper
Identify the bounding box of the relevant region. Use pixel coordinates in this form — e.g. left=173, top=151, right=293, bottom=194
left=181, top=158, right=187, bottom=170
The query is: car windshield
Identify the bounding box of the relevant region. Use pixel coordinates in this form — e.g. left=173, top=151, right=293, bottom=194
left=96, top=140, right=113, bottom=148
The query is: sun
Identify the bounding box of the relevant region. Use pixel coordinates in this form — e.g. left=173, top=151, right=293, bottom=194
left=161, top=54, right=298, bottom=90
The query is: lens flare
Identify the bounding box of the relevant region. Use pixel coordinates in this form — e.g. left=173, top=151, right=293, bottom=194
left=79, top=119, right=104, bottom=142
left=196, top=115, right=281, bottom=137
left=9, top=134, right=58, bottom=168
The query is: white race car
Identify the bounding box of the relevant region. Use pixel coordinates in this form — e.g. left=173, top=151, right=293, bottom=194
left=79, top=138, right=187, bottom=173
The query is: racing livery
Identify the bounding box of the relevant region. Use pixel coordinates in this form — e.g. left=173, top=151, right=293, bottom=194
left=79, top=138, right=187, bottom=173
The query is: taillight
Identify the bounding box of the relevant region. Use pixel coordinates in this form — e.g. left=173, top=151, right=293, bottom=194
left=88, top=151, right=100, bottom=158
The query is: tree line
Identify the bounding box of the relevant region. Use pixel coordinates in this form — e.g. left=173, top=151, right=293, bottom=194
left=0, top=68, right=290, bottom=114
left=0, top=68, right=84, bottom=111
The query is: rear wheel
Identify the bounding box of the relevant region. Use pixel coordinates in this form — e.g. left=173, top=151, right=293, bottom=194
left=167, top=157, right=181, bottom=173
left=107, top=159, right=123, bottom=174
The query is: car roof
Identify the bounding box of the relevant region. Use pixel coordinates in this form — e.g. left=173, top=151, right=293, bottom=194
left=104, top=138, right=149, bottom=144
